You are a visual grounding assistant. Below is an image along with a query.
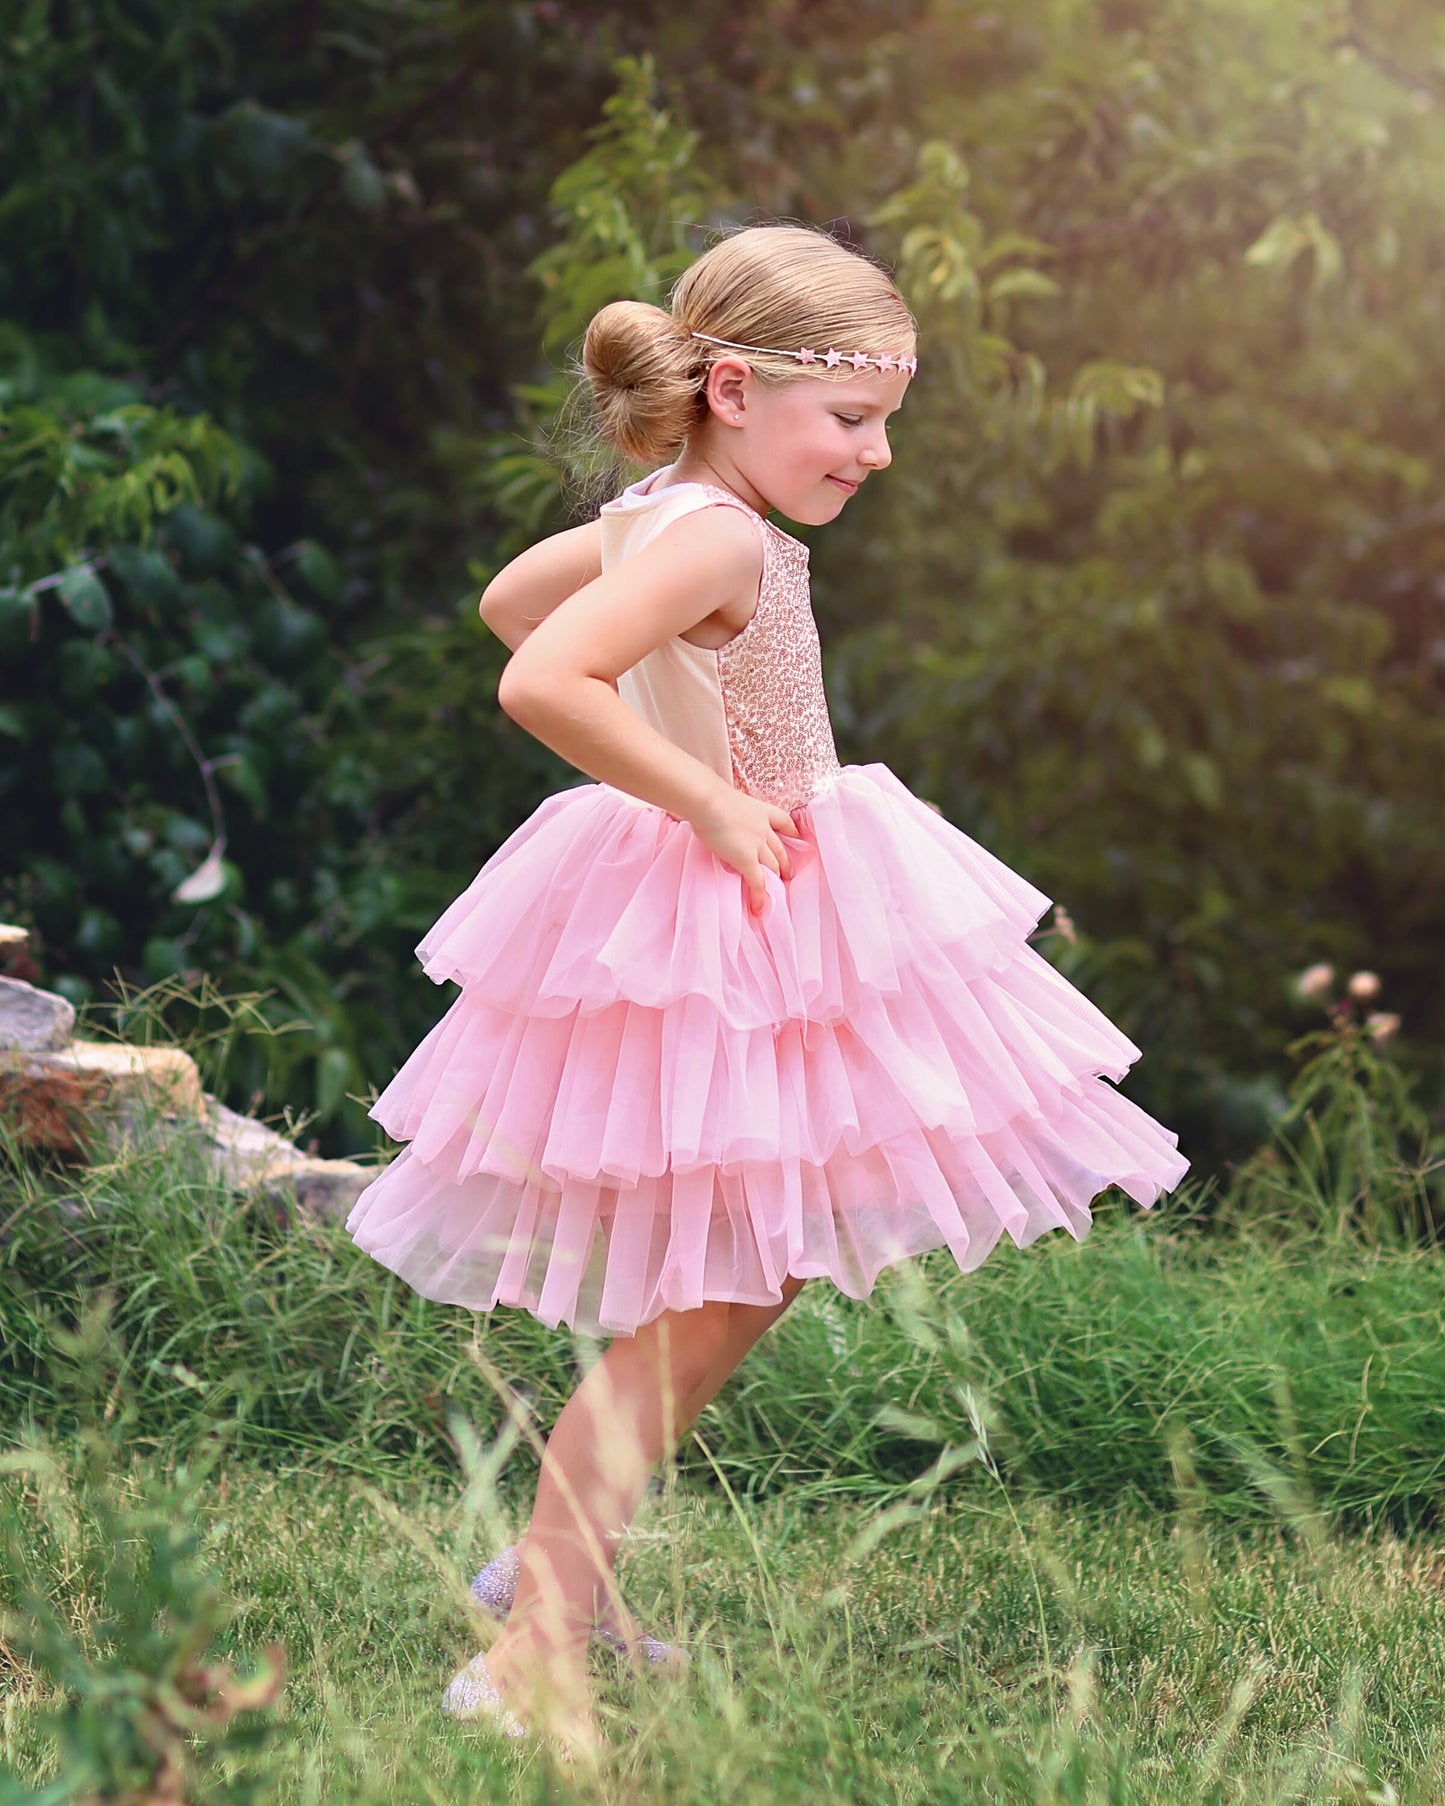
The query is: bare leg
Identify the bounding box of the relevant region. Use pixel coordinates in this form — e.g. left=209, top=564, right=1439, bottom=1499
left=482, top=1278, right=807, bottom=1745
left=483, top=1299, right=735, bottom=1746
left=588, top=1274, right=808, bottom=1647
left=673, top=1273, right=808, bottom=1433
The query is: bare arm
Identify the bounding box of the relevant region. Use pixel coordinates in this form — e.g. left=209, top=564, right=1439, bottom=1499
left=478, top=520, right=603, bottom=653
left=497, top=506, right=798, bottom=909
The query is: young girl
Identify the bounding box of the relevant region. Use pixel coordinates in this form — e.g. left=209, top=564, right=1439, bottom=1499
left=345, top=223, right=1189, bottom=1753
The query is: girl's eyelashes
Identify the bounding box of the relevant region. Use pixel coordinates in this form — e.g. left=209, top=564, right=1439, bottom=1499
left=834, top=414, right=863, bottom=427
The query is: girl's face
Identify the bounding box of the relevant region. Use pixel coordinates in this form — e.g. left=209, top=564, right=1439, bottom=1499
left=701, top=358, right=911, bottom=526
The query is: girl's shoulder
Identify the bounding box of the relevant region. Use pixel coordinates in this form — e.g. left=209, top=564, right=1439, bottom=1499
left=602, top=463, right=756, bottom=528
left=603, top=464, right=808, bottom=558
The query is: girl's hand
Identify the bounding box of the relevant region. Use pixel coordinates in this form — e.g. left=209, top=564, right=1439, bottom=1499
left=689, top=789, right=798, bottom=916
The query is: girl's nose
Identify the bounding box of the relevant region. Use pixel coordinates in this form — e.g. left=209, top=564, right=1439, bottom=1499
left=862, top=435, right=892, bottom=471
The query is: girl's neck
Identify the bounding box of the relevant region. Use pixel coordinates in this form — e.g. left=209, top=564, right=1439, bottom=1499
left=663, top=449, right=771, bottom=521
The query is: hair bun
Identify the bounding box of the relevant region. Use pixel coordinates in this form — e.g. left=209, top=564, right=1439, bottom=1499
left=582, top=300, right=705, bottom=464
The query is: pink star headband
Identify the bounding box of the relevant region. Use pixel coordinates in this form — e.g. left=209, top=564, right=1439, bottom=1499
left=690, top=331, right=918, bottom=378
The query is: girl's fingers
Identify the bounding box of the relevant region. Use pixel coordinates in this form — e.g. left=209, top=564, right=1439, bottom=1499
left=745, top=810, right=802, bottom=909
left=749, top=850, right=779, bottom=913
left=771, top=807, right=798, bottom=875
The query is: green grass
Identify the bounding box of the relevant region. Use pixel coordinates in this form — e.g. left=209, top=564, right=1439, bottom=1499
left=4, top=1080, right=1445, bottom=1800
left=3, top=1110, right=1444, bottom=1529
left=4, top=1450, right=1442, bottom=1802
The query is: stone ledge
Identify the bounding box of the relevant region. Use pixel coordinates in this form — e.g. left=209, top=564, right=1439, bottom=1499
left=1, top=1039, right=205, bottom=1157
left=0, top=974, right=376, bottom=1222
left=260, top=1156, right=373, bottom=1224
left=198, top=1093, right=373, bottom=1222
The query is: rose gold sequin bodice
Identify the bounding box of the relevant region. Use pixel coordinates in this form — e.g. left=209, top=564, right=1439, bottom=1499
left=600, top=470, right=843, bottom=813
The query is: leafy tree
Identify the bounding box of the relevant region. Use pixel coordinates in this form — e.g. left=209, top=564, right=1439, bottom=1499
left=0, top=4, right=845, bottom=1151
left=0, top=327, right=380, bottom=1130
left=5, top=1, right=1443, bottom=1179
left=827, top=0, right=1445, bottom=1154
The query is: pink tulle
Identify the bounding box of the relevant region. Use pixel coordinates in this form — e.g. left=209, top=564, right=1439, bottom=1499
left=345, top=763, right=1189, bottom=1334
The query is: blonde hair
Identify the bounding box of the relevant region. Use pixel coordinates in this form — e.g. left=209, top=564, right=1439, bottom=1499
left=580, top=224, right=917, bottom=467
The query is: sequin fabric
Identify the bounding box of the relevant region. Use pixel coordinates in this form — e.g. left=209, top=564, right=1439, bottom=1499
left=694, top=484, right=844, bottom=813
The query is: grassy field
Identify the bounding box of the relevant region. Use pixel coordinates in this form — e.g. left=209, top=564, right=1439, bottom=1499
left=2, top=1088, right=1443, bottom=1801
left=4, top=1447, right=1441, bottom=1802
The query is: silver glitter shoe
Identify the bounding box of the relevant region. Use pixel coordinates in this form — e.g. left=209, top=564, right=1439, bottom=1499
left=471, top=1546, right=688, bottom=1669
left=440, top=1648, right=530, bottom=1737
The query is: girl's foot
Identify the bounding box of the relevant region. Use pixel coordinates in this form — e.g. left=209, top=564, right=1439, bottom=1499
left=470, top=1546, right=689, bottom=1673
left=443, top=1641, right=597, bottom=1763
left=441, top=1650, right=528, bottom=1739
left=483, top=1621, right=599, bottom=1762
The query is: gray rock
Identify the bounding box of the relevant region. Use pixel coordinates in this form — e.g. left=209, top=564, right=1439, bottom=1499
left=0, top=977, right=76, bottom=1053
left=262, top=1157, right=373, bottom=1224
left=202, top=1093, right=308, bottom=1189
left=198, top=1091, right=373, bottom=1222
left=3, top=1039, right=206, bottom=1163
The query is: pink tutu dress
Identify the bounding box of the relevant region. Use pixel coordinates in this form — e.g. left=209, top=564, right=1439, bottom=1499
left=345, top=465, right=1189, bottom=1335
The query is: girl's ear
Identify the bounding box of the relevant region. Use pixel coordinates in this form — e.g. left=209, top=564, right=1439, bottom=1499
left=703, top=355, right=751, bottom=426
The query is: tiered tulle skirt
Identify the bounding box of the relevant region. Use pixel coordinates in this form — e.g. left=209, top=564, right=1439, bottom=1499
left=345, top=764, right=1189, bottom=1334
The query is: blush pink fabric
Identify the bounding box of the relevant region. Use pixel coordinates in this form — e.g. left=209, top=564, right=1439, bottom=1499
left=345, top=469, right=1189, bottom=1334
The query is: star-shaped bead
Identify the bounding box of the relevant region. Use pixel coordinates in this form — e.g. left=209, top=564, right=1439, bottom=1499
left=797, top=346, right=816, bottom=364
left=849, top=351, right=870, bottom=371
left=823, top=348, right=841, bottom=368
left=878, top=354, right=896, bottom=373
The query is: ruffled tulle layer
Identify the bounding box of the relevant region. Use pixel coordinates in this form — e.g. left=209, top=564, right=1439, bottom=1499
left=345, top=764, right=1189, bottom=1334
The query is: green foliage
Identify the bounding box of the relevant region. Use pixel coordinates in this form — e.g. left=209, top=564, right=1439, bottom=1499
left=4, top=3, right=1445, bottom=1177
left=532, top=54, right=717, bottom=358
left=0, top=10, right=715, bottom=1154
left=1277, top=1024, right=1439, bottom=1239
left=474, top=53, right=730, bottom=546
left=0, top=338, right=242, bottom=659
left=1222, top=1003, right=1444, bottom=1247
left=0, top=1298, right=285, bottom=1805
left=0, top=330, right=385, bottom=1137
left=0, top=0, right=635, bottom=610
left=0, top=1057, right=579, bottom=1472
left=809, top=0, right=1445, bottom=1158
left=0, top=353, right=242, bottom=591
left=868, top=137, right=1166, bottom=477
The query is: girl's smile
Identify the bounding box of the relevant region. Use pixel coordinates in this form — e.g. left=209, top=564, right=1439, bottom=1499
left=676, top=362, right=908, bottom=526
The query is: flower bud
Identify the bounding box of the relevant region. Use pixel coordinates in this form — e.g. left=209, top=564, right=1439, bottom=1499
left=1366, top=1011, right=1400, bottom=1045
left=1297, top=962, right=1335, bottom=1001
left=1347, top=970, right=1381, bottom=1001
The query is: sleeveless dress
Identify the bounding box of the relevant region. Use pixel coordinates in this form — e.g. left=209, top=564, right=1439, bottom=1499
left=344, top=464, right=1189, bottom=1335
